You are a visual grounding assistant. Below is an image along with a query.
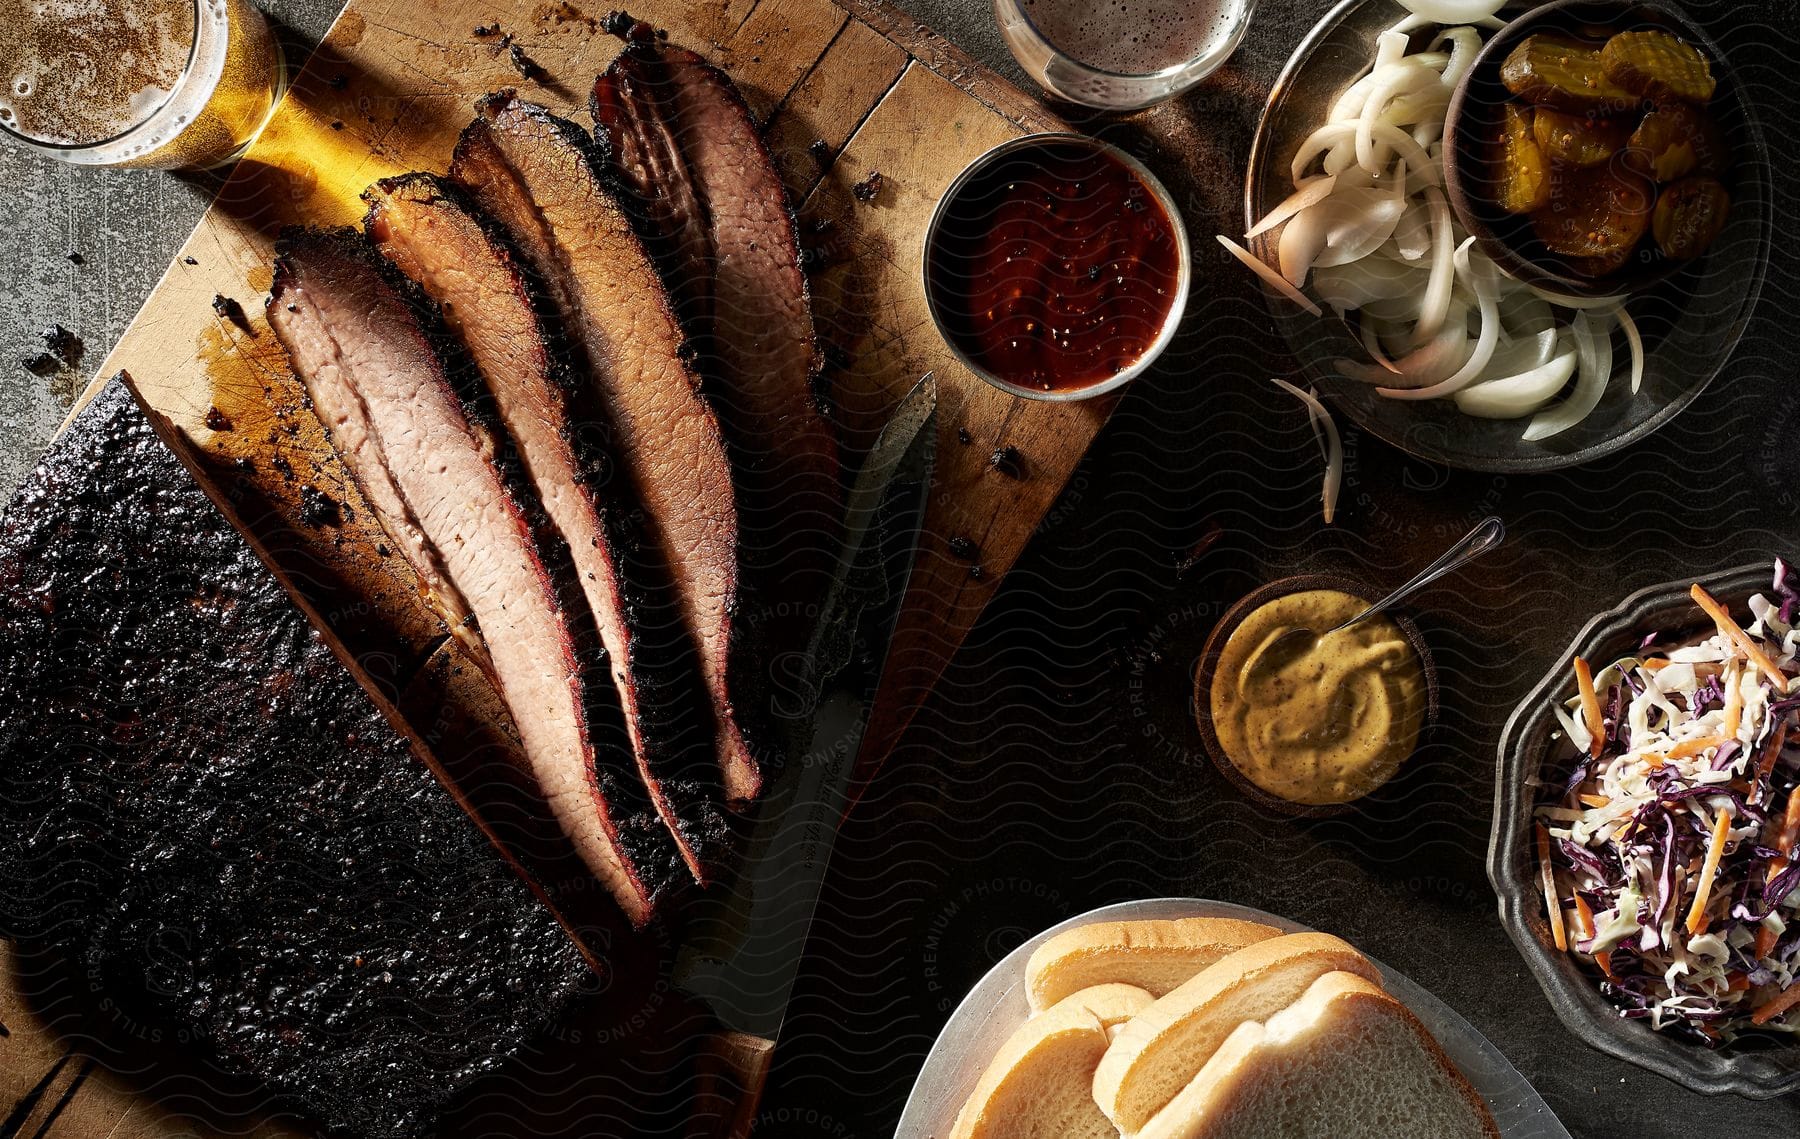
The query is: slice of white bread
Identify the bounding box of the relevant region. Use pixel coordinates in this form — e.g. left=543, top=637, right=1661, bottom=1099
left=1138, top=971, right=1500, bottom=1139
left=950, top=983, right=1154, bottom=1139
left=1092, top=931, right=1380, bottom=1133
left=1025, top=918, right=1284, bottom=1013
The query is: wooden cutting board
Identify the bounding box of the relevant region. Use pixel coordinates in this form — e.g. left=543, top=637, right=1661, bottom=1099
left=85, top=0, right=1105, bottom=791
left=4, top=0, right=1117, bottom=1134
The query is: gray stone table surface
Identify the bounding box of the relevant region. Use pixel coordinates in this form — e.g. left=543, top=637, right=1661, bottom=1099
left=4, top=2, right=1798, bottom=1138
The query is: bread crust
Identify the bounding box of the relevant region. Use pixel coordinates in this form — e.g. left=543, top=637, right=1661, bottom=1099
left=1025, top=917, right=1284, bottom=1012
left=1139, top=971, right=1501, bottom=1139
left=1091, top=932, right=1381, bottom=1132
left=951, top=984, right=1154, bottom=1139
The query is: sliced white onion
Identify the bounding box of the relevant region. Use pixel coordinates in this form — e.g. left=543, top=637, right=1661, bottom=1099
left=1454, top=349, right=1579, bottom=418
left=1312, top=255, right=1424, bottom=312
left=1387, top=12, right=1432, bottom=35
left=1527, top=284, right=1628, bottom=310
left=1436, top=26, right=1485, bottom=88
left=1416, top=186, right=1455, bottom=339
left=1278, top=202, right=1332, bottom=285
left=1397, top=0, right=1505, bottom=22
left=1341, top=306, right=1468, bottom=385
left=1359, top=316, right=1403, bottom=374
left=1393, top=198, right=1432, bottom=260
left=1523, top=310, right=1614, bottom=440
left=1246, top=175, right=1338, bottom=238
left=1481, top=326, right=1559, bottom=378
left=1498, top=290, right=1556, bottom=339
left=1615, top=304, right=1645, bottom=394
left=1292, top=120, right=1440, bottom=186
left=1375, top=28, right=1411, bottom=69
left=1315, top=190, right=1409, bottom=268
left=1272, top=378, right=1342, bottom=525
left=1217, top=235, right=1321, bottom=316
left=1378, top=239, right=1501, bottom=399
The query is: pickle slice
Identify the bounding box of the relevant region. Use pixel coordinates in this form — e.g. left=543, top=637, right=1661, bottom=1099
left=1532, top=107, right=1631, bottom=167
left=1652, top=175, right=1730, bottom=259
left=1601, top=29, right=1716, bottom=105
left=1531, top=163, right=1653, bottom=262
left=1626, top=101, right=1726, bottom=182
left=1501, top=33, right=1636, bottom=112
left=1494, top=103, right=1552, bottom=214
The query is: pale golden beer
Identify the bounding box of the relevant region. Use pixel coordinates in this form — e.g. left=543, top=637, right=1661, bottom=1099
left=0, top=0, right=284, bottom=168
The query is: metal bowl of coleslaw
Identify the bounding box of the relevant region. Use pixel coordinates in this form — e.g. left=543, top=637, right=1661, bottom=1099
left=1491, top=562, right=1800, bottom=1097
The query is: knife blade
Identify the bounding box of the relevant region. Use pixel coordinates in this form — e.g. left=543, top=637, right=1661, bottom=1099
left=676, top=371, right=938, bottom=1042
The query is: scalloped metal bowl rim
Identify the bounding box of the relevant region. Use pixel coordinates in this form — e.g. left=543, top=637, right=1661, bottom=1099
left=1240, top=0, right=1773, bottom=475
left=1487, top=563, right=1800, bottom=1097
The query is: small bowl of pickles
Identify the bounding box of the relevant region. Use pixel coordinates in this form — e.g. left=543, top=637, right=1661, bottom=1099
left=1443, top=0, right=1743, bottom=297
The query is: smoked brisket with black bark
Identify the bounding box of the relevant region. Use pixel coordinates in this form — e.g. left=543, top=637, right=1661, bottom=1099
left=449, top=93, right=766, bottom=802
left=0, top=378, right=590, bottom=1139
left=591, top=27, right=841, bottom=590
left=265, top=227, right=678, bottom=923
left=364, top=173, right=728, bottom=883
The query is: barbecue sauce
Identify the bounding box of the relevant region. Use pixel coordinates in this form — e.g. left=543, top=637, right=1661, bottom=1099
left=926, top=139, right=1180, bottom=393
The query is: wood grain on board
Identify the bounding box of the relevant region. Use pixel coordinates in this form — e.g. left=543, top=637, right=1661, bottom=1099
left=7, top=0, right=1116, bottom=1131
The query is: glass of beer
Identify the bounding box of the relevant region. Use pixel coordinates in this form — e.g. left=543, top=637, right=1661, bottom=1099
left=0, top=0, right=285, bottom=169
left=994, top=0, right=1254, bottom=111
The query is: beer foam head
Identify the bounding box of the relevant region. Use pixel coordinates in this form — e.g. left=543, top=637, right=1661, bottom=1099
left=1020, top=0, right=1249, bottom=76
left=0, top=0, right=196, bottom=145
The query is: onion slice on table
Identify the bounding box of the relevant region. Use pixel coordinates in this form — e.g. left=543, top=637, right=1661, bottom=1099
left=1272, top=378, right=1342, bottom=524
left=1218, top=235, right=1321, bottom=316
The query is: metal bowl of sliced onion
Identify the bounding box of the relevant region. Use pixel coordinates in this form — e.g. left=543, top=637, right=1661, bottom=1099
left=1230, top=0, right=1770, bottom=473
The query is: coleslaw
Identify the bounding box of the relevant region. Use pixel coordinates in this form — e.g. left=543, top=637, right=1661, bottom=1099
left=1539, top=561, right=1800, bottom=1043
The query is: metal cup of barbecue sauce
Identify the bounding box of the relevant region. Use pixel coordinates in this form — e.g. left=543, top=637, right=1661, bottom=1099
left=923, top=133, right=1190, bottom=403
left=0, top=0, right=286, bottom=169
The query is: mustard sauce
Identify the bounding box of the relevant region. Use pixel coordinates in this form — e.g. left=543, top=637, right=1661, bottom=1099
left=1209, top=589, right=1426, bottom=806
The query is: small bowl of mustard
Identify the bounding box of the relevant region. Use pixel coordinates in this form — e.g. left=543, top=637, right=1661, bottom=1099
left=1193, top=574, right=1440, bottom=818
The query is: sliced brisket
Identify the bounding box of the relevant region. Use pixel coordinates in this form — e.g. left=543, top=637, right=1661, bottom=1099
left=364, top=173, right=728, bottom=882
left=265, top=227, right=676, bottom=924
left=591, top=30, right=841, bottom=612
left=449, top=94, right=764, bottom=802
left=0, top=377, right=590, bottom=1139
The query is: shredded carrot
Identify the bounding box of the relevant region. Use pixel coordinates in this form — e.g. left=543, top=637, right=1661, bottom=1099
left=1753, top=982, right=1800, bottom=1025
left=1686, top=807, right=1734, bottom=937
left=1724, top=668, right=1744, bottom=738
left=1572, top=895, right=1615, bottom=979
left=1778, top=789, right=1800, bottom=865
left=1538, top=823, right=1568, bottom=952
left=1758, top=723, right=1790, bottom=788
left=1691, top=584, right=1787, bottom=689
left=1573, top=895, right=1596, bottom=940
left=1574, top=656, right=1605, bottom=760
left=1641, top=658, right=1672, bottom=671
left=1578, top=793, right=1611, bottom=809
left=1728, top=971, right=1752, bottom=992
left=1756, top=925, right=1780, bottom=961
left=1669, top=735, right=1728, bottom=761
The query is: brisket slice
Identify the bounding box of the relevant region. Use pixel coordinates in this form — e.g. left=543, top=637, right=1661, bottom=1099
left=449, top=94, right=764, bottom=802
left=0, top=377, right=591, bottom=1139
left=266, top=227, right=677, bottom=924
left=591, top=31, right=842, bottom=642
left=364, top=173, right=728, bottom=883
